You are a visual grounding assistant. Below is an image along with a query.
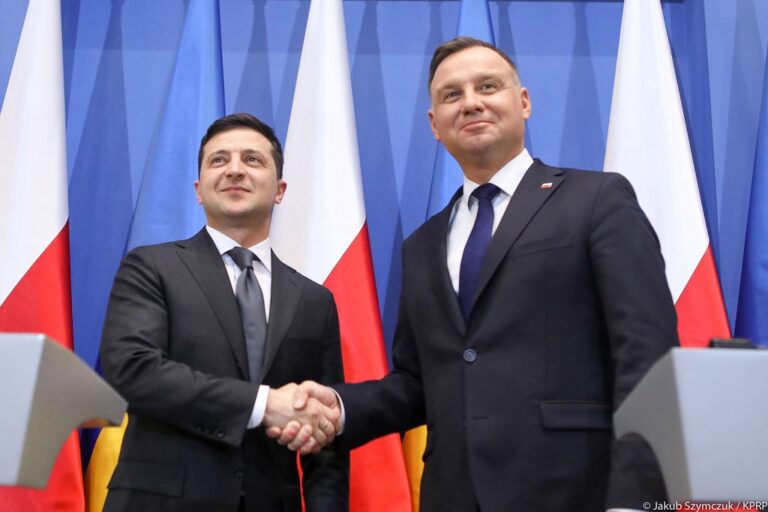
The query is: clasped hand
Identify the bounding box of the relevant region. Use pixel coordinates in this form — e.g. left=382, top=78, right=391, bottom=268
left=263, top=381, right=339, bottom=454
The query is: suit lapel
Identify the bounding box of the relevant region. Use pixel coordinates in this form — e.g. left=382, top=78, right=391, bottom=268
left=431, top=187, right=467, bottom=336
left=175, top=229, right=250, bottom=379
left=262, top=253, right=303, bottom=376
left=473, top=161, right=564, bottom=311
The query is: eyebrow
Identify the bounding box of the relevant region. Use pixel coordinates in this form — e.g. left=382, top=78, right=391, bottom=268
left=241, top=149, right=268, bottom=161
left=206, top=148, right=266, bottom=160
left=434, top=73, right=503, bottom=95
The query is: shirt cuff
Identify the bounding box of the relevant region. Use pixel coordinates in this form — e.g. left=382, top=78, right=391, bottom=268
left=247, top=385, right=270, bottom=429
left=332, top=388, right=346, bottom=435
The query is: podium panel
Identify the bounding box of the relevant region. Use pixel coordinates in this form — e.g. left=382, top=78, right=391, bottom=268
left=614, top=348, right=768, bottom=502
left=0, top=333, right=126, bottom=488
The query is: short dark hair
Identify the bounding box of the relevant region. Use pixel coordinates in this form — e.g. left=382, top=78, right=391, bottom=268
left=428, top=37, right=520, bottom=93
left=198, top=113, right=284, bottom=179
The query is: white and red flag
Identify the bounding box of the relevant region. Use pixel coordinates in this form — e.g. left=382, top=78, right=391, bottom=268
left=604, top=0, right=730, bottom=348
left=0, top=0, right=85, bottom=510
left=271, top=0, right=412, bottom=510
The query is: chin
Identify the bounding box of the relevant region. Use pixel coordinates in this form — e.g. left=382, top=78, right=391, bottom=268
left=460, top=143, right=495, bottom=156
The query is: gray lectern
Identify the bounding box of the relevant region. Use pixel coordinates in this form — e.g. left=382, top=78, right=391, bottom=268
left=614, top=347, right=768, bottom=502
left=0, top=333, right=126, bottom=488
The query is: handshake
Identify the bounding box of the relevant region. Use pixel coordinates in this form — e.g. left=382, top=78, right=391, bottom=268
left=263, top=381, right=341, bottom=455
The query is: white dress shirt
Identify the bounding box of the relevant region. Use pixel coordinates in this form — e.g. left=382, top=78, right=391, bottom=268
left=206, top=226, right=271, bottom=428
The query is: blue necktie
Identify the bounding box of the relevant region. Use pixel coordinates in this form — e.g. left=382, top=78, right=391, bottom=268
left=458, top=183, right=501, bottom=320
left=228, top=247, right=267, bottom=383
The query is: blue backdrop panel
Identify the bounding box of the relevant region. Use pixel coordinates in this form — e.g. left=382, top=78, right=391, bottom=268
left=1, top=0, right=767, bottom=365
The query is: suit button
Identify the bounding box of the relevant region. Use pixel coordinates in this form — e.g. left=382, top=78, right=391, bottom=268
left=215, top=430, right=224, bottom=439
left=234, top=469, right=243, bottom=479
left=463, top=349, right=477, bottom=363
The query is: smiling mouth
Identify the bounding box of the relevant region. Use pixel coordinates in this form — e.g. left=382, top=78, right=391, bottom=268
left=461, top=120, right=491, bottom=131
left=221, top=186, right=250, bottom=192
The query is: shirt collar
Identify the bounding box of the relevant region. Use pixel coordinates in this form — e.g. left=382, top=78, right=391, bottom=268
left=461, top=148, right=534, bottom=205
left=206, top=225, right=272, bottom=272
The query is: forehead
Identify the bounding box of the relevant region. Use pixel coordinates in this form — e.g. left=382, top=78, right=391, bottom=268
left=431, top=47, right=515, bottom=90
left=202, top=127, right=272, bottom=156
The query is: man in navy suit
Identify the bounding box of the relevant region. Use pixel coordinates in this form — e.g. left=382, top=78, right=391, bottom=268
left=100, top=113, right=348, bottom=512
left=276, top=37, right=678, bottom=512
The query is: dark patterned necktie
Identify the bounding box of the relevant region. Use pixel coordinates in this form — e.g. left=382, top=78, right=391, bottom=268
left=458, top=183, right=501, bottom=321
left=228, top=247, right=267, bottom=383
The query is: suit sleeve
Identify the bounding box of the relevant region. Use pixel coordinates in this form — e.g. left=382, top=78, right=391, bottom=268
left=588, top=172, right=678, bottom=508
left=333, top=243, right=426, bottom=449
left=100, top=248, right=257, bottom=447
left=301, top=293, right=350, bottom=511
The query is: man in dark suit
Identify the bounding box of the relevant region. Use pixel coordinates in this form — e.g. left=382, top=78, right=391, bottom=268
left=100, top=113, right=348, bottom=512
left=275, top=38, right=678, bottom=511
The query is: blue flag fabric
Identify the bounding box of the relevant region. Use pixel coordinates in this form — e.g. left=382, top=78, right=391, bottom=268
left=127, top=0, right=225, bottom=250
left=735, top=54, right=768, bottom=346
left=457, top=0, right=495, bottom=43
left=426, top=0, right=495, bottom=218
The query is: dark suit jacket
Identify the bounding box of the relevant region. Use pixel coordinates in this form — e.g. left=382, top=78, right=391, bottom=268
left=335, top=160, right=678, bottom=512
left=100, top=228, right=348, bottom=512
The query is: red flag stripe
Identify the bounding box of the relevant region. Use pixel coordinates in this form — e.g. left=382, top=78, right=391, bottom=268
left=0, top=226, right=74, bottom=346
left=0, top=225, right=84, bottom=510
left=674, top=246, right=731, bottom=348
left=324, top=225, right=412, bottom=509
left=325, top=225, right=388, bottom=381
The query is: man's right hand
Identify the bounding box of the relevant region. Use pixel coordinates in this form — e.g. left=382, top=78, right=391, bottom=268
left=264, top=381, right=341, bottom=454
left=263, top=381, right=341, bottom=454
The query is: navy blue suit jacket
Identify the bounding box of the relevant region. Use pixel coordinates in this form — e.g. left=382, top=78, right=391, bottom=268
left=336, top=160, right=677, bottom=512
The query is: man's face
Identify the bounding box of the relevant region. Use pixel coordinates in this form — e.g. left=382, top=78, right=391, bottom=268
left=195, top=127, right=286, bottom=230
left=428, top=46, right=531, bottom=167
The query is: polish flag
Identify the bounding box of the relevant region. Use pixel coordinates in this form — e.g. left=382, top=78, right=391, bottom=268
left=604, top=0, right=730, bottom=349
left=270, top=0, right=412, bottom=510
left=0, top=1, right=85, bottom=510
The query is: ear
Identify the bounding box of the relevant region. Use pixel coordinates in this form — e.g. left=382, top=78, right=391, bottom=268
left=428, top=108, right=441, bottom=141
left=194, top=180, right=202, bottom=204
left=519, top=87, right=532, bottom=121
left=274, top=179, right=287, bottom=205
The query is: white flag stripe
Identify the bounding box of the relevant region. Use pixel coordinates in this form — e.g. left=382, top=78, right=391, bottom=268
left=604, top=0, right=708, bottom=302
left=0, top=0, right=68, bottom=306
left=271, top=0, right=366, bottom=284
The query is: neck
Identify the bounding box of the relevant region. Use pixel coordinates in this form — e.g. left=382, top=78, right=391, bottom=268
left=461, top=165, right=501, bottom=184
left=457, top=146, right=522, bottom=184
left=209, top=219, right=270, bottom=248
left=460, top=157, right=506, bottom=184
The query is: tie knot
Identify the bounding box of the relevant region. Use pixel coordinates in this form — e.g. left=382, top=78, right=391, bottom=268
left=228, top=247, right=257, bottom=270
left=471, top=183, right=501, bottom=201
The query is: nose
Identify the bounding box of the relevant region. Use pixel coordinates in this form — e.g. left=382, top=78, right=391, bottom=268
left=225, top=156, right=246, bottom=177
left=461, top=89, right=484, bottom=115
